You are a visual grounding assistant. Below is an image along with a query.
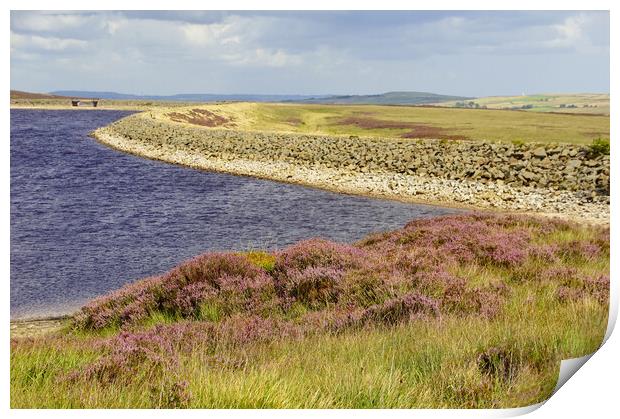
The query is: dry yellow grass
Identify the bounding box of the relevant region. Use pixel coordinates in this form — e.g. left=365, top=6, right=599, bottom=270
left=153, top=102, right=609, bottom=145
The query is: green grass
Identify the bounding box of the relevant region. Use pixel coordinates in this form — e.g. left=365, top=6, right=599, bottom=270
left=155, top=102, right=609, bottom=145
left=11, top=292, right=606, bottom=408
left=183, top=296, right=603, bottom=409
left=10, top=215, right=609, bottom=408
left=241, top=250, right=276, bottom=272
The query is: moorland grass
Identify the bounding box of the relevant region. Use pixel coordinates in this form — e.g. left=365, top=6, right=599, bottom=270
left=12, top=98, right=610, bottom=144
left=10, top=214, right=610, bottom=408
left=156, top=102, right=609, bottom=145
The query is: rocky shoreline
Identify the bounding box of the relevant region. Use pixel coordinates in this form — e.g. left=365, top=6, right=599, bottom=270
left=93, top=113, right=609, bottom=224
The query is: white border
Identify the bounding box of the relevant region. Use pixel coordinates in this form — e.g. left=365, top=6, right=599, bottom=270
left=4, top=1, right=616, bottom=418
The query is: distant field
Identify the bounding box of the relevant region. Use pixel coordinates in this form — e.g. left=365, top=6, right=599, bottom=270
left=10, top=96, right=610, bottom=144
left=433, top=93, right=609, bottom=115
left=156, top=102, right=610, bottom=145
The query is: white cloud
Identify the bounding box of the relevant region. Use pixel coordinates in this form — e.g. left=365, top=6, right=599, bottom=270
left=104, top=18, right=125, bottom=36
left=11, top=32, right=88, bottom=52
left=9, top=11, right=609, bottom=95
left=225, top=48, right=303, bottom=67
left=181, top=22, right=239, bottom=46
left=543, top=13, right=608, bottom=55
left=545, top=15, right=587, bottom=49
left=11, top=12, right=88, bottom=33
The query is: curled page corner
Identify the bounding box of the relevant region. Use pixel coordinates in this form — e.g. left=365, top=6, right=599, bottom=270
left=603, top=293, right=618, bottom=344
left=495, top=401, right=545, bottom=417
left=552, top=353, right=595, bottom=396
left=530, top=296, right=616, bottom=412
left=493, top=351, right=600, bottom=417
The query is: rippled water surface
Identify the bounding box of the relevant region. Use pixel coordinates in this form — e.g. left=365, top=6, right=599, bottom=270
left=11, top=109, right=462, bottom=318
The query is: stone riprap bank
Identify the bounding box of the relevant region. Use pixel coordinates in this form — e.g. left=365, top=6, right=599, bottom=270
left=93, top=113, right=610, bottom=222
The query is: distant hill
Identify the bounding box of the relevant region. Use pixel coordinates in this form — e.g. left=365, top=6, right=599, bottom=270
left=50, top=91, right=331, bottom=102
left=293, top=91, right=472, bottom=105
left=16, top=89, right=472, bottom=106
left=10, top=90, right=71, bottom=99
left=48, top=90, right=471, bottom=105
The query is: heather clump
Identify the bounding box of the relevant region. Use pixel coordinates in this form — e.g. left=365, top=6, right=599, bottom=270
left=170, top=252, right=266, bottom=289
left=64, top=316, right=303, bottom=385
left=472, top=213, right=572, bottom=235
left=64, top=322, right=203, bottom=384
left=72, top=276, right=162, bottom=330
left=542, top=265, right=609, bottom=304
left=196, top=273, right=277, bottom=319
left=544, top=266, right=579, bottom=281
left=274, top=238, right=367, bottom=272
left=13, top=213, right=610, bottom=408
left=465, top=287, right=506, bottom=319
left=555, top=240, right=604, bottom=262
left=72, top=253, right=273, bottom=330
left=279, top=266, right=344, bottom=308
left=441, top=277, right=507, bottom=319
left=529, top=244, right=561, bottom=263
left=556, top=274, right=609, bottom=304
left=364, top=214, right=533, bottom=268
left=361, top=292, right=440, bottom=325
left=71, top=213, right=609, bottom=333
left=343, top=262, right=508, bottom=320
left=173, top=282, right=218, bottom=317
left=594, top=227, right=610, bottom=249
left=413, top=268, right=464, bottom=298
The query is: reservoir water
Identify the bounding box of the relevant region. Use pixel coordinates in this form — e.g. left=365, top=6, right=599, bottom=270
left=10, top=109, right=461, bottom=319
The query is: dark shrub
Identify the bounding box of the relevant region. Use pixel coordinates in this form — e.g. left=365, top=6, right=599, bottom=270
left=588, top=138, right=610, bottom=156
left=477, top=347, right=519, bottom=383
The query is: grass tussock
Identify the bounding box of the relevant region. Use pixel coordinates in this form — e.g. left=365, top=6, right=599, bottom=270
left=11, top=213, right=609, bottom=408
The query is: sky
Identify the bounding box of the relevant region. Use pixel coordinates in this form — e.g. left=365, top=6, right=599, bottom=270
left=10, top=10, right=610, bottom=97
